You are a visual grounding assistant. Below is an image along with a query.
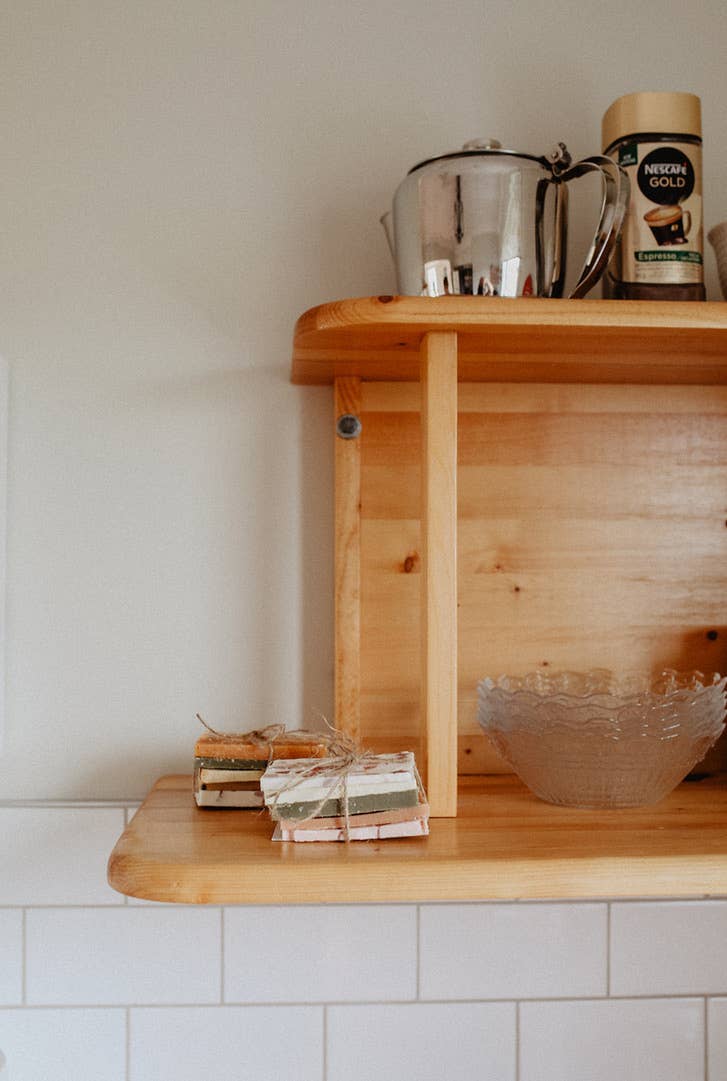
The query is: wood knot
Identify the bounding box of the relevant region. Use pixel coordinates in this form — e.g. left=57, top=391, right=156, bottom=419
left=378, top=295, right=394, bottom=304
left=707, top=629, right=719, bottom=641
left=402, top=552, right=420, bottom=574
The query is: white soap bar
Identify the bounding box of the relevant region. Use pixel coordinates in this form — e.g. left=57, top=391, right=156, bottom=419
left=261, top=751, right=417, bottom=802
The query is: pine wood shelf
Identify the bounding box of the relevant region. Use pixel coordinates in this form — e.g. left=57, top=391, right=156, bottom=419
left=302, top=297, right=727, bottom=819
left=106, top=298, right=727, bottom=902
left=107, top=773, right=727, bottom=903
left=292, top=296, right=727, bottom=385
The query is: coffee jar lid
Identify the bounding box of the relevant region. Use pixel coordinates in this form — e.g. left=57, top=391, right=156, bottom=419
left=602, top=91, right=702, bottom=151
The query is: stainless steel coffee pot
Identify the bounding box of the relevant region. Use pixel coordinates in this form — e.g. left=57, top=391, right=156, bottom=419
left=381, top=139, right=629, bottom=298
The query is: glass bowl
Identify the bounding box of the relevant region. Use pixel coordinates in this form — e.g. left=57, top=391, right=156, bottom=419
left=477, top=669, right=727, bottom=808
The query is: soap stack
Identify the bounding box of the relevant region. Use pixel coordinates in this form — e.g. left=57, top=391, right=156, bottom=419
left=261, top=750, right=429, bottom=840
left=194, top=731, right=329, bottom=809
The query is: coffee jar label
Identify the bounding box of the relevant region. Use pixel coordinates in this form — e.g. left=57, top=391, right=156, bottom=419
left=611, top=140, right=703, bottom=284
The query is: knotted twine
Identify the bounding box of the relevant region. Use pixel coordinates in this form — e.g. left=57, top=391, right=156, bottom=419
left=196, top=714, right=323, bottom=765
left=196, top=714, right=426, bottom=842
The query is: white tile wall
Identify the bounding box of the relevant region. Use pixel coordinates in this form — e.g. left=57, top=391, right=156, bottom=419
left=25, top=906, right=221, bottom=1004
left=1, top=802, right=726, bottom=1081
left=129, top=1006, right=323, bottom=1081
left=0, top=807, right=125, bottom=904
left=0, top=1008, right=126, bottom=1081
left=224, top=904, right=417, bottom=1002
left=519, top=998, right=704, bottom=1081
left=419, top=901, right=607, bottom=999
left=327, top=1003, right=516, bottom=1081
left=0, top=910, right=22, bottom=1005
left=611, top=900, right=727, bottom=995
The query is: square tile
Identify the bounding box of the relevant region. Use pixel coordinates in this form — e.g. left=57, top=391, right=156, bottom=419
left=224, top=904, right=416, bottom=1002
left=0, top=1008, right=125, bottom=1081
left=520, top=998, right=703, bottom=1081
left=611, top=900, right=727, bottom=994
left=129, top=1006, right=322, bottom=1081
left=327, top=1003, right=515, bottom=1081
left=0, top=808, right=125, bottom=904
left=420, top=901, right=607, bottom=999
left=26, top=907, right=221, bottom=1004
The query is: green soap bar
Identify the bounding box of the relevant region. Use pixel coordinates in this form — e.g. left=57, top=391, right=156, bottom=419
left=270, top=788, right=419, bottom=821
left=195, top=756, right=268, bottom=771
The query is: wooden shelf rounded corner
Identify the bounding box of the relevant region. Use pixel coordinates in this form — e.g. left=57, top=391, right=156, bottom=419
left=107, top=774, right=727, bottom=905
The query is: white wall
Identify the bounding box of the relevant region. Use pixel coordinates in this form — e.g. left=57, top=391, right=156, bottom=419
left=0, top=0, right=726, bottom=799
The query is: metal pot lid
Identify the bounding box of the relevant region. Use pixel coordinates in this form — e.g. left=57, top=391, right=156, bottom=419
left=407, top=139, right=572, bottom=175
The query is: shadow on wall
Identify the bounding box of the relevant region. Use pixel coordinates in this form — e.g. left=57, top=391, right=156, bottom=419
left=74, top=362, right=335, bottom=797
left=142, top=360, right=335, bottom=725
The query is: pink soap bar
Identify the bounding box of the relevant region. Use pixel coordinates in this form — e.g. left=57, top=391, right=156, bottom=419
left=272, top=816, right=430, bottom=842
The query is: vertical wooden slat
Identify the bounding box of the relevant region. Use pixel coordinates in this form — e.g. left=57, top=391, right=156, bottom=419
left=334, top=376, right=362, bottom=739
left=420, top=331, right=458, bottom=817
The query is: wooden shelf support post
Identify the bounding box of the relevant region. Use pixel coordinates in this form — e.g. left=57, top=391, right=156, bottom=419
left=420, top=331, right=458, bottom=817
left=334, top=376, right=362, bottom=739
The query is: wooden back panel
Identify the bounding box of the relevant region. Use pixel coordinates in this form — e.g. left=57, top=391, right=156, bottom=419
left=356, top=381, right=727, bottom=774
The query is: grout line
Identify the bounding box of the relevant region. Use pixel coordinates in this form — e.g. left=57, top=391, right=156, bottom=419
left=322, top=1005, right=328, bottom=1081
left=1, top=899, right=611, bottom=909
left=220, top=908, right=225, bottom=1003
left=606, top=902, right=611, bottom=996
left=416, top=905, right=421, bottom=999
left=21, top=909, right=26, bottom=1005
left=0, top=903, right=136, bottom=911
left=0, top=994, right=718, bottom=1013
left=0, top=800, right=140, bottom=809
left=245, top=991, right=709, bottom=1007
left=515, top=1001, right=520, bottom=1081
left=126, top=1006, right=131, bottom=1081
left=705, top=997, right=709, bottom=1081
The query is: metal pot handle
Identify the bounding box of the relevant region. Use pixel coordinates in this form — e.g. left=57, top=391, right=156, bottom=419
left=558, top=155, right=630, bottom=299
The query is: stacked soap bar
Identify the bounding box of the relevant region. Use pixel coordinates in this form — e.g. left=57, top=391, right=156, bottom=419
left=261, top=751, right=429, bottom=841
left=194, top=732, right=329, bottom=809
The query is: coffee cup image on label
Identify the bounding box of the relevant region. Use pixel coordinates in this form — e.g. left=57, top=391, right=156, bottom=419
left=643, top=204, right=692, bottom=245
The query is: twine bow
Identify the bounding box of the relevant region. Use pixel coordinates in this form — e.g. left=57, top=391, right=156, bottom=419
left=196, top=714, right=321, bottom=764
left=266, top=724, right=426, bottom=842
left=196, top=714, right=425, bottom=841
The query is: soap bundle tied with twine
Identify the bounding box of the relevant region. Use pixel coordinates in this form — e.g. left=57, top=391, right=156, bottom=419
left=196, top=714, right=426, bottom=841
left=196, top=714, right=324, bottom=760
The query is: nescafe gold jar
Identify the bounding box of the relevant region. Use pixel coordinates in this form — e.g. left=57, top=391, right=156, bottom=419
left=602, top=91, right=704, bottom=300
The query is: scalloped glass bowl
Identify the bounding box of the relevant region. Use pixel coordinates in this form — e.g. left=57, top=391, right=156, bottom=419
left=477, top=669, right=727, bottom=808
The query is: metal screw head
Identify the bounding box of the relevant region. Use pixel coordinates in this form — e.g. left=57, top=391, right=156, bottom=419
left=336, top=413, right=362, bottom=439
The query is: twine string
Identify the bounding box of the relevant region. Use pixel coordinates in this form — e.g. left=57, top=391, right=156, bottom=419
left=196, top=713, right=322, bottom=766
left=196, top=714, right=425, bottom=842
left=267, top=723, right=427, bottom=842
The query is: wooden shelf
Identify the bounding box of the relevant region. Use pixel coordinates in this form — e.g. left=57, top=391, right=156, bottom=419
left=107, top=774, right=727, bottom=903
left=105, top=300, right=727, bottom=902
left=291, top=296, right=727, bottom=385
left=300, top=298, right=727, bottom=817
